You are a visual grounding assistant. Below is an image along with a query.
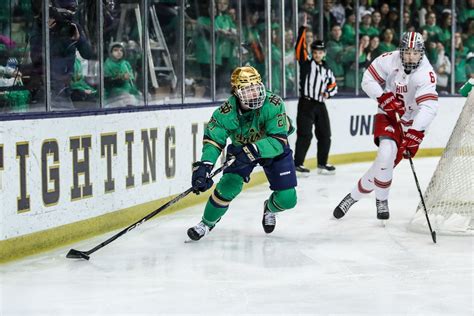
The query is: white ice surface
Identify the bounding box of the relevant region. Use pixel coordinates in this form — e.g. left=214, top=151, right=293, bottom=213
left=1, top=157, right=473, bottom=315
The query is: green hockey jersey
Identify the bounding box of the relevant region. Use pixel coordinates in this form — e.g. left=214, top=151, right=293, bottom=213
left=201, top=91, right=294, bottom=164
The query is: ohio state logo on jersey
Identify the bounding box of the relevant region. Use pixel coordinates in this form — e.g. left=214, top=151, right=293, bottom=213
left=396, top=84, right=408, bottom=93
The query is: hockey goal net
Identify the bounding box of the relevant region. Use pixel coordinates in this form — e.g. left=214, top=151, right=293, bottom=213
left=409, top=93, right=473, bottom=235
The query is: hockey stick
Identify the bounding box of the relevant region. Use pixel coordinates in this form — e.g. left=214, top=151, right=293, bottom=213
left=396, top=114, right=436, bottom=243
left=66, top=158, right=235, bottom=260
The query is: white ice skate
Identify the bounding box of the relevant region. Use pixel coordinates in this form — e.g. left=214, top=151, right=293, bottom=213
left=187, top=221, right=211, bottom=241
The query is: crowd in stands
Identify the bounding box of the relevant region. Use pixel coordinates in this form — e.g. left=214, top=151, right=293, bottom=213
left=186, top=0, right=473, bottom=97
left=0, top=0, right=143, bottom=112
left=0, top=0, right=472, bottom=112
left=298, top=0, right=474, bottom=93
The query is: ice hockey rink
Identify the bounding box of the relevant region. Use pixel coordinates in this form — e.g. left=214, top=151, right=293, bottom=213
left=1, top=157, right=472, bottom=315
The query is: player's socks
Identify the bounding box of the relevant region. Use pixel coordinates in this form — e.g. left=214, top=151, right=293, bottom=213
left=333, top=193, right=358, bottom=219
left=376, top=199, right=390, bottom=220
left=373, top=139, right=396, bottom=201
left=262, top=200, right=276, bottom=233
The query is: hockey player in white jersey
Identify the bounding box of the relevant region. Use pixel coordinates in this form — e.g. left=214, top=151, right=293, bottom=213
left=333, top=32, right=439, bottom=220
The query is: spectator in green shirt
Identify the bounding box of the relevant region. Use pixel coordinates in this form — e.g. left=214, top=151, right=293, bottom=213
left=454, top=32, right=470, bottom=88
left=379, top=2, right=390, bottom=25
left=341, top=13, right=356, bottom=46
left=342, top=34, right=370, bottom=90
left=104, top=42, right=140, bottom=107
left=463, top=18, right=474, bottom=52
left=423, top=30, right=439, bottom=65
left=422, top=12, right=443, bottom=43
left=243, top=9, right=265, bottom=81
left=438, top=11, right=452, bottom=49
left=271, top=24, right=282, bottom=95
left=216, top=0, right=238, bottom=96
left=326, top=24, right=345, bottom=87
left=194, top=5, right=222, bottom=97
left=418, top=0, right=436, bottom=27
left=377, top=28, right=397, bottom=55
left=70, top=57, right=97, bottom=104
left=360, top=11, right=380, bottom=37
left=459, top=0, right=474, bottom=27
left=371, top=11, right=384, bottom=35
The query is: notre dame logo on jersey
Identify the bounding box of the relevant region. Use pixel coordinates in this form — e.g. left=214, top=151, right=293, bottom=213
left=235, top=128, right=264, bottom=144
left=219, top=101, right=232, bottom=114
left=268, top=94, right=281, bottom=106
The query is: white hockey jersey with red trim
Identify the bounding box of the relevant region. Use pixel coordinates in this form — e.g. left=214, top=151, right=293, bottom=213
left=361, top=50, right=439, bottom=131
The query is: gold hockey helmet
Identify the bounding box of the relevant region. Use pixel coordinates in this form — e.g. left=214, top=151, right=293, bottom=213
left=230, top=66, right=263, bottom=91
left=230, top=66, right=266, bottom=110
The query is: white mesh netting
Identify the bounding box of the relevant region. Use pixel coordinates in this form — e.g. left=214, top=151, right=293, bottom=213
left=409, top=93, right=474, bottom=235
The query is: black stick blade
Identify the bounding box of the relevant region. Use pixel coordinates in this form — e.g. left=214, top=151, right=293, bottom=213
left=432, top=231, right=437, bottom=244
left=66, top=249, right=90, bottom=260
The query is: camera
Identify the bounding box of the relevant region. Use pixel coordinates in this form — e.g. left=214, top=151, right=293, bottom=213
left=49, top=5, right=76, bottom=23
left=49, top=3, right=77, bottom=38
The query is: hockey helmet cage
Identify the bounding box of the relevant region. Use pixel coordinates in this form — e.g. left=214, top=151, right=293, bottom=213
left=399, top=32, right=425, bottom=72
left=230, top=66, right=266, bottom=110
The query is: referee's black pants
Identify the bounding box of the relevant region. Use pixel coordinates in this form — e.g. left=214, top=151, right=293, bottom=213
left=294, top=97, right=332, bottom=167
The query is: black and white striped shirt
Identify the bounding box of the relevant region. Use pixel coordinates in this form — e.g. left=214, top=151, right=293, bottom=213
left=301, top=60, right=337, bottom=102
left=295, top=26, right=338, bottom=102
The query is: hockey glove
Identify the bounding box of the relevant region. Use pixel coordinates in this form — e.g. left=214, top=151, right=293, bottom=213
left=226, top=143, right=261, bottom=168
left=377, top=92, right=405, bottom=122
left=191, top=161, right=214, bottom=194
left=400, top=129, right=424, bottom=159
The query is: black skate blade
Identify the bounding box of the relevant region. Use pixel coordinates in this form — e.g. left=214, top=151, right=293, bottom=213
left=66, top=249, right=90, bottom=260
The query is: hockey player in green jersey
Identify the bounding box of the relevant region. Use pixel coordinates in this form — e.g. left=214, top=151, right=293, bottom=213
left=188, top=66, right=298, bottom=241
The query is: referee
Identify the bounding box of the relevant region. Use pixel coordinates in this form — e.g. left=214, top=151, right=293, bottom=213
left=294, top=24, right=338, bottom=175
